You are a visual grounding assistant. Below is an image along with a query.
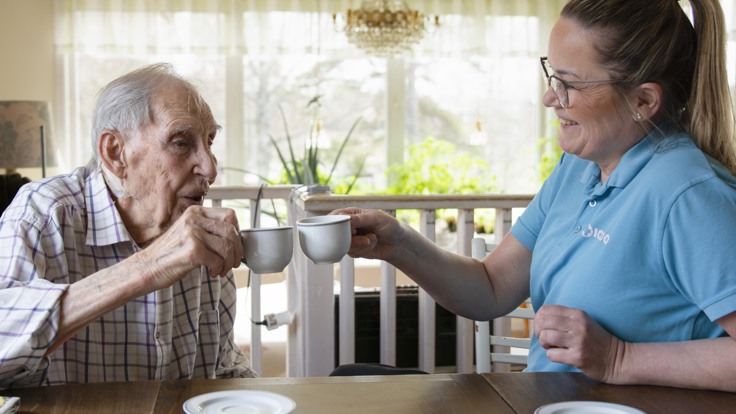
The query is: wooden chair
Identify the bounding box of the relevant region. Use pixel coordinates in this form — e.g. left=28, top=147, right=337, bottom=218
left=472, top=238, right=535, bottom=373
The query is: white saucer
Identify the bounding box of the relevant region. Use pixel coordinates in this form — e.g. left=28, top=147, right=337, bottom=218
left=183, top=390, right=296, bottom=414
left=535, top=401, right=647, bottom=414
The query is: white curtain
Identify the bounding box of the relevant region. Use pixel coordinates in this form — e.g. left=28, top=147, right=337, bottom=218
left=55, top=1, right=566, bottom=55
left=54, top=0, right=567, bottom=177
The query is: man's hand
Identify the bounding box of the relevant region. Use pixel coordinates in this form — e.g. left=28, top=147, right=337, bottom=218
left=136, top=206, right=243, bottom=289
left=50, top=205, right=242, bottom=355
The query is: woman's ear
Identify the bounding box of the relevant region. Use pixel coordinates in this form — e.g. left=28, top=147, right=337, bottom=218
left=98, top=130, right=127, bottom=178
left=633, top=82, right=663, bottom=122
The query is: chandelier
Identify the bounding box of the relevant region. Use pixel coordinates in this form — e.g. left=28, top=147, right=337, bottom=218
left=334, top=0, right=439, bottom=57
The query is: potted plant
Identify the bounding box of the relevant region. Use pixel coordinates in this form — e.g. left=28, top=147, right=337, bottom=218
left=269, top=103, right=364, bottom=194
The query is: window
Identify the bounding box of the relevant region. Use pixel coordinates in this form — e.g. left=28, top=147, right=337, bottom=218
left=54, top=1, right=736, bottom=194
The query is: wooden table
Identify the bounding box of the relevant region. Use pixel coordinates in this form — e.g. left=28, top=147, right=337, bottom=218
left=7, top=372, right=736, bottom=413
left=8, top=373, right=514, bottom=414
left=482, top=372, right=736, bottom=414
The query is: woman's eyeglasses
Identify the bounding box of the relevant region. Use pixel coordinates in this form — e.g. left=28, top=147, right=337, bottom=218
left=540, top=57, right=621, bottom=108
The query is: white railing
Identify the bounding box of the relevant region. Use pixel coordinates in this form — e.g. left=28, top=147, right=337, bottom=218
left=207, top=186, right=534, bottom=377
left=207, top=184, right=297, bottom=376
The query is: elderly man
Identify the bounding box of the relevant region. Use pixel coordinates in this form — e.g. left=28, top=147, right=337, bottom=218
left=0, top=63, right=255, bottom=389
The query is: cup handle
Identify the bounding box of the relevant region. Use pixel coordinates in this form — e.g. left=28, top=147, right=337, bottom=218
left=240, top=234, right=248, bottom=265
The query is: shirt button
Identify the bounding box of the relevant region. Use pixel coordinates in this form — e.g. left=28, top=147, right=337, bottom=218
left=574, top=226, right=581, bottom=233
left=588, top=200, right=597, bottom=207
left=155, top=330, right=161, bottom=339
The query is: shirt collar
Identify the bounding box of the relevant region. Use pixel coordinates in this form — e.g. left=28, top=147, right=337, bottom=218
left=602, top=136, right=656, bottom=189
left=84, top=165, right=133, bottom=247
left=580, top=129, right=690, bottom=197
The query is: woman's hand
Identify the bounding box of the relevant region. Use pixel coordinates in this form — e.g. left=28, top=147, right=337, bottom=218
left=330, top=208, right=405, bottom=262
left=534, top=304, right=627, bottom=383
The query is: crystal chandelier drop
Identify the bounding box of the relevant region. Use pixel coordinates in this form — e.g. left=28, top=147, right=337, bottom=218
left=334, top=0, right=439, bottom=57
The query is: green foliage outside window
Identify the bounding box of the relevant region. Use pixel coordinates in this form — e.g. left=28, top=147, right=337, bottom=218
left=385, top=137, right=496, bottom=195
left=537, top=119, right=563, bottom=182
left=384, top=137, right=498, bottom=234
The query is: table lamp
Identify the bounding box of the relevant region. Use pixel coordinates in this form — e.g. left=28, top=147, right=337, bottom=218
left=0, top=100, right=56, bottom=178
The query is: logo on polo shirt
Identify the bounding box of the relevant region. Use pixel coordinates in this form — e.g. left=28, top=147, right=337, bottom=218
left=580, top=224, right=610, bottom=244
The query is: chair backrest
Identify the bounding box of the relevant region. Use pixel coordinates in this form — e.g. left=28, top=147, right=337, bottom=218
left=472, top=238, right=534, bottom=373
left=0, top=173, right=30, bottom=217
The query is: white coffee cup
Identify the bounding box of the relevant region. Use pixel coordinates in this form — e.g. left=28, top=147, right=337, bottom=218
left=240, top=226, right=294, bottom=274
left=297, top=215, right=351, bottom=264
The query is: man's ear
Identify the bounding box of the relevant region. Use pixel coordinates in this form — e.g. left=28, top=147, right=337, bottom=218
left=98, top=130, right=127, bottom=178
left=633, top=82, right=663, bottom=122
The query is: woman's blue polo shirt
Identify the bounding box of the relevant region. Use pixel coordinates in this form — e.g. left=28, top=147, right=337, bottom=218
left=512, top=131, right=736, bottom=372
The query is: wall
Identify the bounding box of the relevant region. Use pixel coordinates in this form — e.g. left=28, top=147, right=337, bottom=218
left=0, top=0, right=56, bottom=179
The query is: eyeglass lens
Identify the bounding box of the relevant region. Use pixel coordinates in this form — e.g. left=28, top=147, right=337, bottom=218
left=549, top=77, right=568, bottom=107
left=541, top=57, right=568, bottom=108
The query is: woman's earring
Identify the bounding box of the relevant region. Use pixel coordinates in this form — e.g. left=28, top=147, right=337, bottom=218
left=635, top=112, right=643, bottom=121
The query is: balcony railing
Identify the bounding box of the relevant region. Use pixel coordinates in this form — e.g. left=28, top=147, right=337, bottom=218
left=207, top=185, right=534, bottom=377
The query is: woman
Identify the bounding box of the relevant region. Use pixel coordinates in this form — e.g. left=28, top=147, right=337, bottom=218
left=333, top=0, right=736, bottom=391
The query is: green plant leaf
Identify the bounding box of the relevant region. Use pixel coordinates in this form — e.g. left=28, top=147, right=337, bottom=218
left=306, top=123, right=319, bottom=184
left=269, top=133, right=298, bottom=184
left=276, top=105, right=303, bottom=183
left=263, top=97, right=364, bottom=192
left=326, top=116, right=361, bottom=184
left=344, top=155, right=367, bottom=194
left=385, top=137, right=496, bottom=195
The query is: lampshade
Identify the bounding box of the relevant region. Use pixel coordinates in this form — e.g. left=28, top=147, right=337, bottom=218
left=0, top=100, right=56, bottom=175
